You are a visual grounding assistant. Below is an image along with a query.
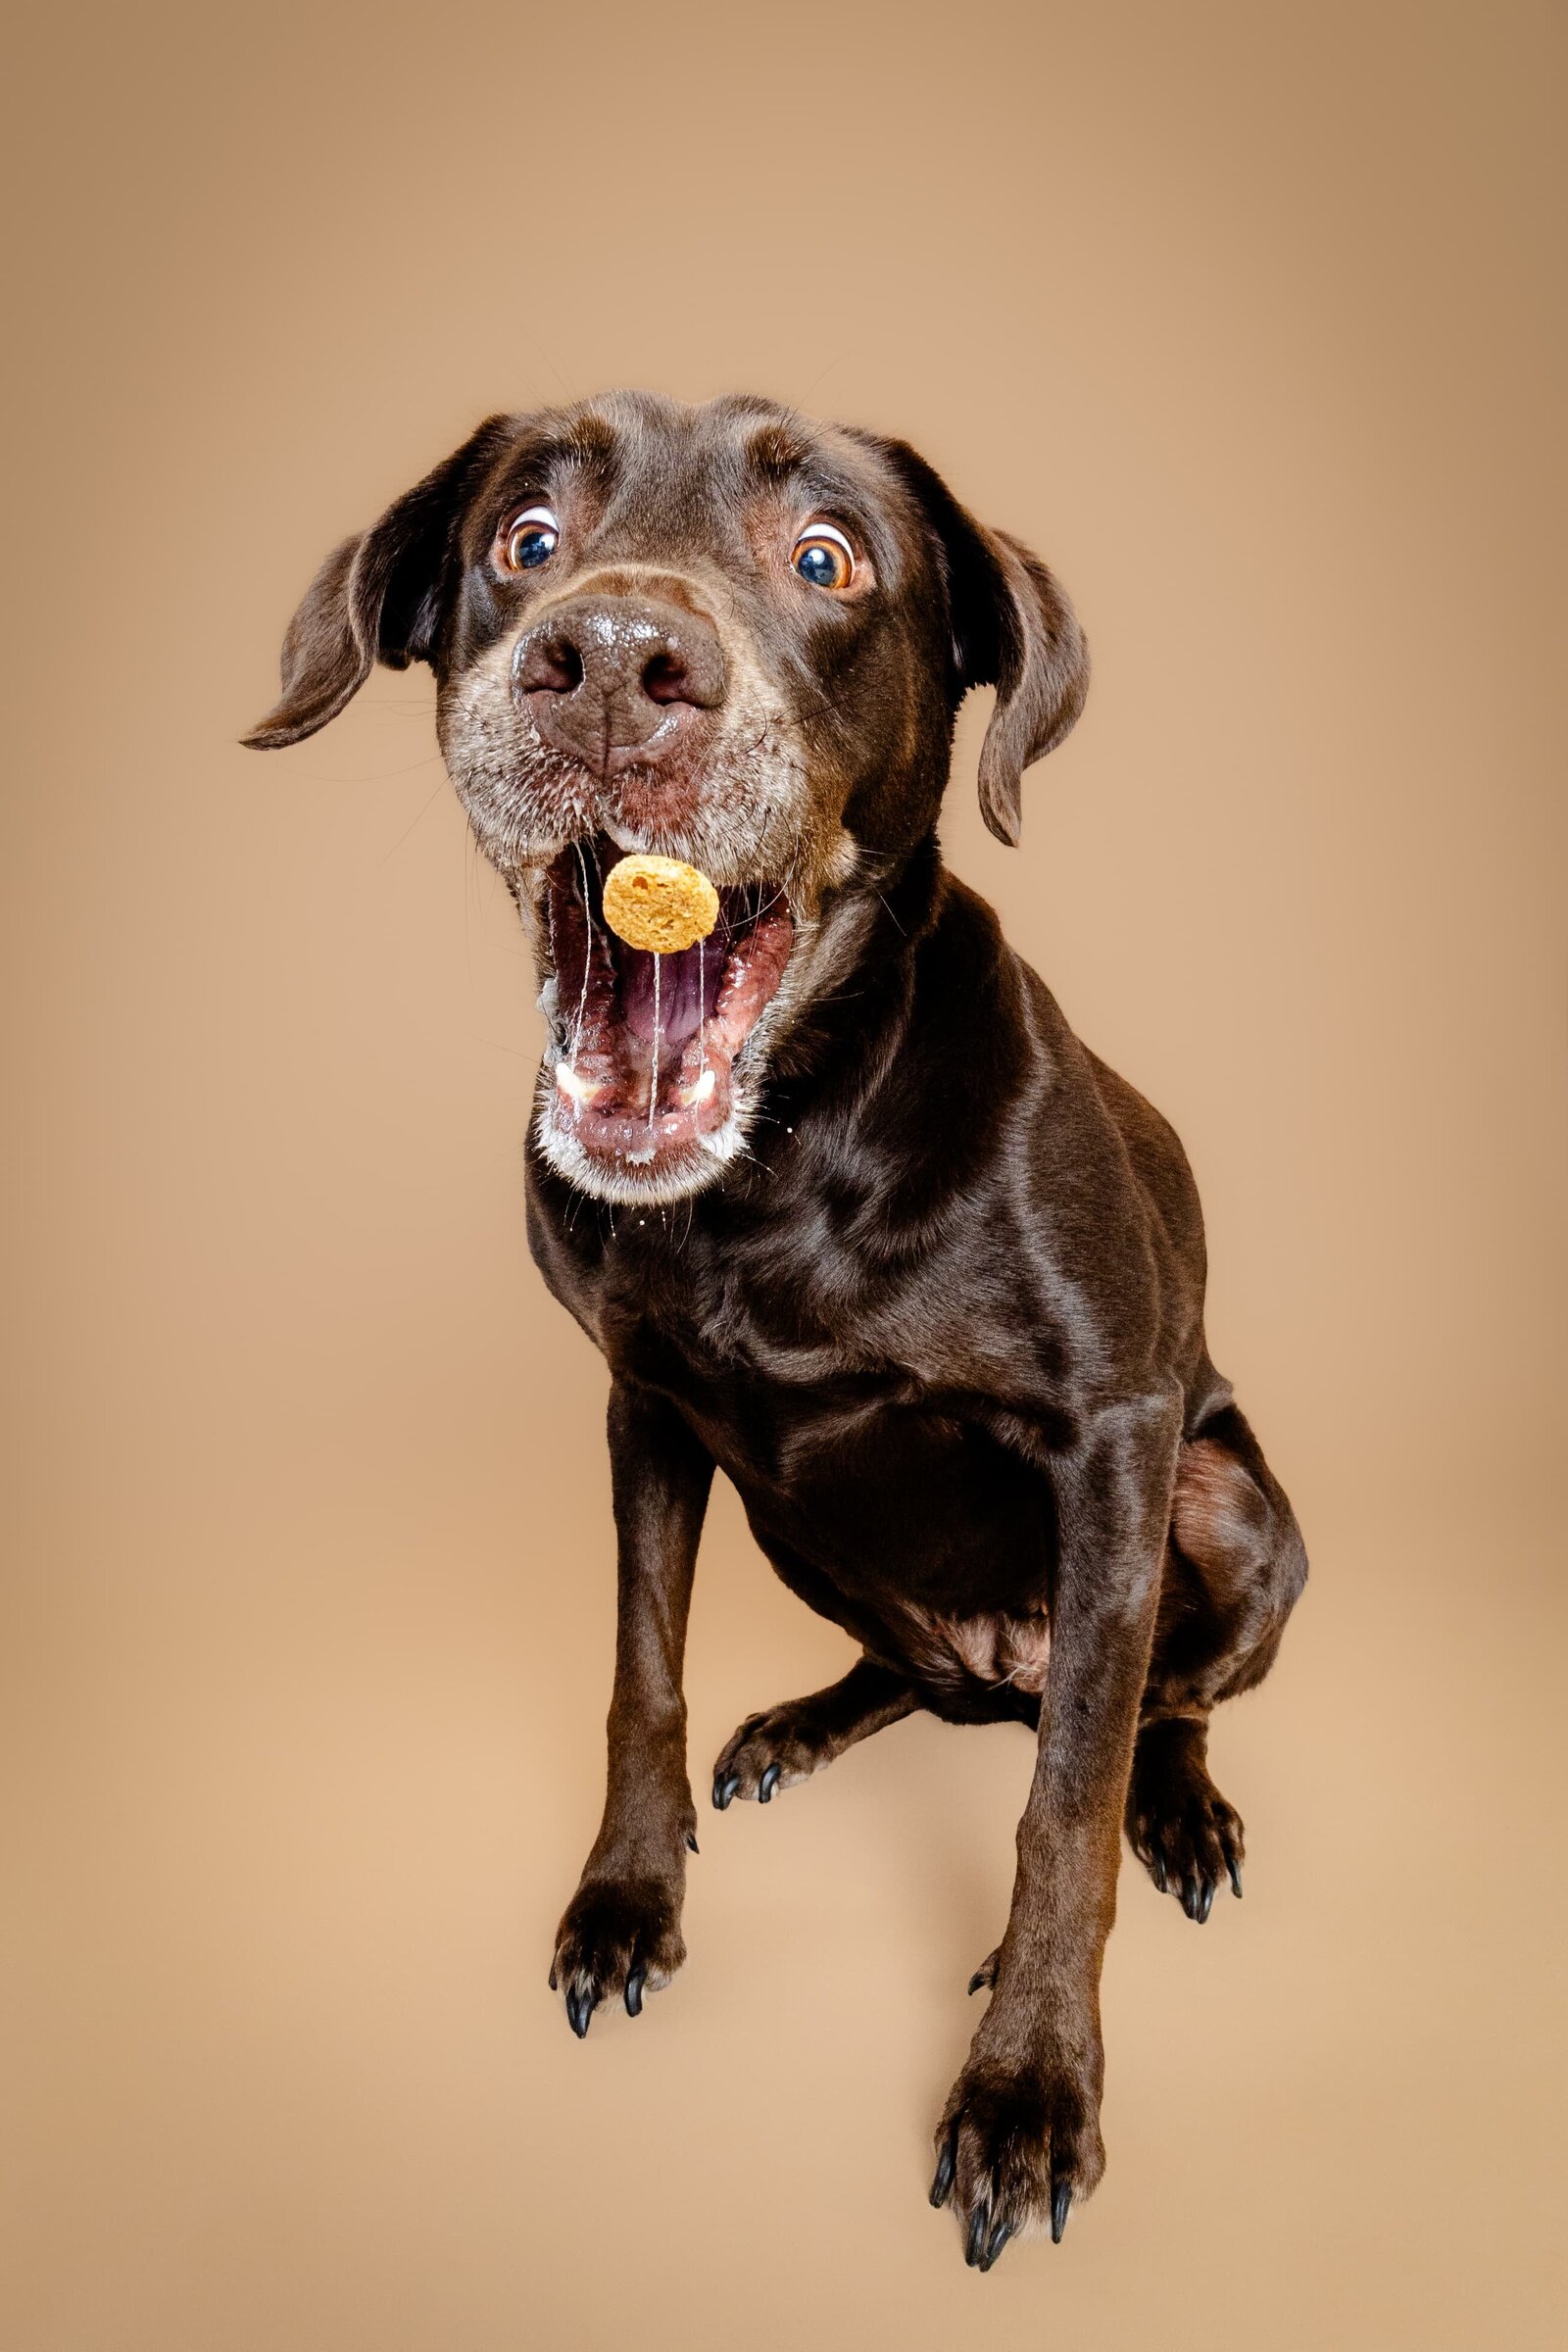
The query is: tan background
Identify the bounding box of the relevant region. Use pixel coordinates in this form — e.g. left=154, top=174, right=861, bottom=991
left=3, top=2, right=1564, bottom=2345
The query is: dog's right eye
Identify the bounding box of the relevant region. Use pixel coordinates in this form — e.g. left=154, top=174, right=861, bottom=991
left=499, top=507, right=561, bottom=572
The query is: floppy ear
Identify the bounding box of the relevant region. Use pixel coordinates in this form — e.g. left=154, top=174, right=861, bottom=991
left=963, top=526, right=1090, bottom=847
left=864, top=438, right=1091, bottom=846
left=242, top=416, right=513, bottom=750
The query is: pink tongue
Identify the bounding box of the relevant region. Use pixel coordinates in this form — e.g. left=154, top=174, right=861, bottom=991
left=620, top=940, right=722, bottom=1049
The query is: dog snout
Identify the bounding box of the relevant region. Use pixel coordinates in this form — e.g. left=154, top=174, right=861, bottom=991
left=513, top=594, right=726, bottom=774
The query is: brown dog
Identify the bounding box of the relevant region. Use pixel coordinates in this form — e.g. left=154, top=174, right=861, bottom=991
left=247, top=391, right=1307, bottom=2269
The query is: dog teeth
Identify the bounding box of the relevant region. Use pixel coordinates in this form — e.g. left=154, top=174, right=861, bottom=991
left=558, top=1058, right=712, bottom=1119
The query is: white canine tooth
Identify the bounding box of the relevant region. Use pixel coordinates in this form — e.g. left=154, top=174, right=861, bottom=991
left=556, top=1062, right=601, bottom=1103
left=678, top=1067, right=717, bottom=1107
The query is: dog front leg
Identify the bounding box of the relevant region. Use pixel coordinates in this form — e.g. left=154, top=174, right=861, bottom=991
left=931, top=1394, right=1181, bottom=2265
left=551, top=1378, right=712, bottom=2036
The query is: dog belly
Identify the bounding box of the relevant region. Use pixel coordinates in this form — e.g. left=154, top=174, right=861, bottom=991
left=852, top=1592, right=1050, bottom=1723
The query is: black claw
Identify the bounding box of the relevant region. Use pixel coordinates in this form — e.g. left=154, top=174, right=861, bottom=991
left=713, top=1774, right=740, bottom=1811
left=1227, top=1855, right=1243, bottom=1899
left=566, top=1984, right=593, bottom=2039
left=624, top=1967, right=645, bottom=2018
left=1182, top=1875, right=1200, bottom=1920
left=967, top=1969, right=989, bottom=1996
left=548, top=1963, right=559, bottom=1992
left=965, top=2203, right=990, bottom=2267
left=686, top=1830, right=700, bottom=1853
left=759, top=1762, right=781, bottom=1804
left=1051, top=2180, right=1072, bottom=2243
left=1152, top=1856, right=1168, bottom=1893
left=1197, top=1877, right=1215, bottom=1925
left=979, top=2220, right=1012, bottom=2273
left=929, top=2133, right=956, bottom=2209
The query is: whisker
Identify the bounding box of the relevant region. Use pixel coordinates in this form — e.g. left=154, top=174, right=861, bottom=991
left=470, top=1035, right=534, bottom=1059
left=377, top=774, right=450, bottom=864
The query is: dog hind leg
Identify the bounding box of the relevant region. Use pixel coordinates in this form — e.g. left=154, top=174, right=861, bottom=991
left=710, top=1654, right=918, bottom=1808
left=1126, top=1403, right=1307, bottom=1918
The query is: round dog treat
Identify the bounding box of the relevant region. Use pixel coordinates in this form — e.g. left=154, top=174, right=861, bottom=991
left=601, top=854, right=720, bottom=954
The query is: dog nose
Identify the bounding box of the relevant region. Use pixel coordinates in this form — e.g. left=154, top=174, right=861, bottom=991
left=513, top=594, right=726, bottom=771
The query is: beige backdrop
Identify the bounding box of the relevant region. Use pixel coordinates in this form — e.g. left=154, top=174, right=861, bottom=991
left=3, top=2, right=1564, bottom=2346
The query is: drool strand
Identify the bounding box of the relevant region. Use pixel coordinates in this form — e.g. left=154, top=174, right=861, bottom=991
left=571, top=841, right=595, bottom=1064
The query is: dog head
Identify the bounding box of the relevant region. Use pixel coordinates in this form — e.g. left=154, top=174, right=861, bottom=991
left=246, top=391, right=1088, bottom=1203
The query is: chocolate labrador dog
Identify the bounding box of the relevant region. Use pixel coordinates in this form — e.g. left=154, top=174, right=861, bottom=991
left=246, top=391, right=1306, bottom=2269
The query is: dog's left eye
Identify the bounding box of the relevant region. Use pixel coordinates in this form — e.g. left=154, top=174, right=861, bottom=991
left=500, top=507, right=561, bottom=572
left=790, top=522, right=856, bottom=592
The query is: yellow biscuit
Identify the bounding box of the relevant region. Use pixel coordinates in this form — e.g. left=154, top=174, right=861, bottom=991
left=601, top=854, right=720, bottom=955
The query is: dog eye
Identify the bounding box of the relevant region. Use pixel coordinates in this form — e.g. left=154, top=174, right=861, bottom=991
left=790, top=522, right=856, bottom=592
left=500, top=506, right=561, bottom=572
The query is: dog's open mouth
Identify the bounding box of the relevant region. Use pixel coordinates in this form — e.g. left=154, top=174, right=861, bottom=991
left=539, top=838, right=795, bottom=1173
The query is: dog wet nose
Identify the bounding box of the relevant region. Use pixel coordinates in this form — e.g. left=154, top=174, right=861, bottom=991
left=513, top=595, right=726, bottom=772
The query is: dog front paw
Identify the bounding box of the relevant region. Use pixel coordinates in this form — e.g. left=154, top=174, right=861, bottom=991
left=550, top=1871, right=686, bottom=2037
left=930, top=2045, right=1105, bottom=2270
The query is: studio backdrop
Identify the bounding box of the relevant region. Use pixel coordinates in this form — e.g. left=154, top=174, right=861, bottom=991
left=3, top=4, right=1562, bottom=2348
